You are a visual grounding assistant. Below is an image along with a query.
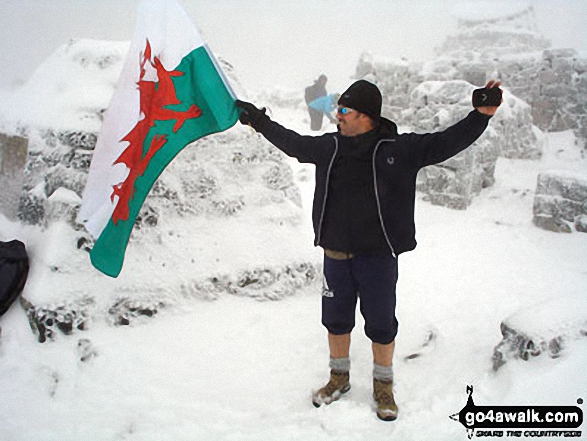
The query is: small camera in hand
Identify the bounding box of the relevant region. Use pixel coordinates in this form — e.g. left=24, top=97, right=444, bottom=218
left=472, top=87, right=502, bottom=107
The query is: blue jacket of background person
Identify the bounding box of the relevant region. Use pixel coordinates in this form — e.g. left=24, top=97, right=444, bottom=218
left=308, top=94, right=337, bottom=114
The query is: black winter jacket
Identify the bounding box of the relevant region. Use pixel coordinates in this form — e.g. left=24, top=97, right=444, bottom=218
left=255, top=110, right=492, bottom=256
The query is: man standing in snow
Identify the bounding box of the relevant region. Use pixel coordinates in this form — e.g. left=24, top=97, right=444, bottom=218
left=235, top=79, right=501, bottom=421
left=304, top=74, right=329, bottom=131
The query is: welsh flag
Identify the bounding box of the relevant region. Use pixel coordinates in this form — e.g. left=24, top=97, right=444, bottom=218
left=77, top=0, right=238, bottom=277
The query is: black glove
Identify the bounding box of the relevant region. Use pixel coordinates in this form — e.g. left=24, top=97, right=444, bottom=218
left=235, top=100, right=267, bottom=130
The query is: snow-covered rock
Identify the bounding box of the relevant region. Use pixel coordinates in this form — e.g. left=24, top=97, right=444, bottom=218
left=404, top=80, right=544, bottom=209
left=46, top=187, right=82, bottom=225
left=500, top=48, right=587, bottom=145
left=0, top=133, right=28, bottom=221
left=405, top=81, right=498, bottom=209
left=493, top=295, right=587, bottom=371
left=533, top=170, right=587, bottom=233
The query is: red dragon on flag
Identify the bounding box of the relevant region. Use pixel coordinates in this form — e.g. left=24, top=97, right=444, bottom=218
left=110, top=39, right=202, bottom=224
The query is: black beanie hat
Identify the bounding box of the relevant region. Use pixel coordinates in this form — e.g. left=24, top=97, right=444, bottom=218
left=338, top=79, right=382, bottom=121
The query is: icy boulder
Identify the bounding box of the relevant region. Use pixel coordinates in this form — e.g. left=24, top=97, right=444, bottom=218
left=492, top=295, right=587, bottom=371
left=500, top=48, right=587, bottom=148
left=0, top=134, right=28, bottom=221
left=405, top=80, right=543, bottom=209
left=406, top=81, right=498, bottom=209
left=532, top=171, right=587, bottom=233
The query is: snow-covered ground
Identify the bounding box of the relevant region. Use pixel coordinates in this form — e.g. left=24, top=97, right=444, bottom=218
left=1, top=104, right=586, bottom=440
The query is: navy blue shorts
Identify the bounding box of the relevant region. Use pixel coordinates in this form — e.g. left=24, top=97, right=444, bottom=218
left=321, top=254, right=399, bottom=344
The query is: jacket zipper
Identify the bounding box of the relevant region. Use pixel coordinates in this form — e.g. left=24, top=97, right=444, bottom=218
left=372, top=139, right=397, bottom=258
left=315, top=136, right=338, bottom=246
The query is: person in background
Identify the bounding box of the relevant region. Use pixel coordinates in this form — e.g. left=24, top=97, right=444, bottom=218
left=304, top=74, right=328, bottom=131
left=235, top=79, right=502, bottom=422
left=308, top=93, right=340, bottom=126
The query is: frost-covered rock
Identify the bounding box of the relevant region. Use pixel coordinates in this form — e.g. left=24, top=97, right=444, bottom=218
left=500, top=49, right=587, bottom=144
left=357, top=54, right=424, bottom=123
left=46, top=187, right=82, bottom=226
left=492, top=295, right=587, bottom=371
left=532, top=171, right=587, bottom=233
left=0, top=134, right=28, bottom=221
left=402, top=80, right=545, bottom=209
left=146, top=128, right=303, bottom=222
left=405, top=81, right=495, bottom=209
left=576, top=215, right=587, bottom=233
left=18, top=182, right=47, bottom=225
left=20, top=296, right=89, bottom=344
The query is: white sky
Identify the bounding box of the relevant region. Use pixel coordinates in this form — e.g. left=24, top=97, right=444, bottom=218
left=0, top=0, right=586, bottom=94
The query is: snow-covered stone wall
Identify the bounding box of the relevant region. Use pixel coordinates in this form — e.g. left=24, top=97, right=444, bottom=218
left=404, top=81, right=499, bottom=209
left=396, top=80, right=545, bottom=209
left=500, top=49, right=587, bottom=139
left=532, top=171, right=587, bottom=233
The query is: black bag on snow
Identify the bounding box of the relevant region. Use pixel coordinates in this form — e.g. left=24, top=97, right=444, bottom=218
left=0, top=240, right=29, bottom=317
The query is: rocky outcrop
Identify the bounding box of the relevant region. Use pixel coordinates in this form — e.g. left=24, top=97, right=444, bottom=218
left=533, top=171, right=587, bottom=233
left=487, top=49, right=587, bottom=156
left=405, top=81, right=498, bottom=209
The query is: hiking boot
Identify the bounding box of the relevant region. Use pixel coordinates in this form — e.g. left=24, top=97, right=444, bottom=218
left=312, top=370, right=350, bottom=407
left=373, top=378, right=398, bottom=421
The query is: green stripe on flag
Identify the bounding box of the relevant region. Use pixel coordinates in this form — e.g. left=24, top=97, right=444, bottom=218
left=90, top=46, right=238, bottom=277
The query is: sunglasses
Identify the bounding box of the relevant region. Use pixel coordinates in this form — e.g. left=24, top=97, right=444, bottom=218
left=337, top=107, right=355, bottom=115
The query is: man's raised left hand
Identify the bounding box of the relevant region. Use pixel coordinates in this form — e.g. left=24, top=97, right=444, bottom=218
left=475, top=80, right=503, bottom=116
